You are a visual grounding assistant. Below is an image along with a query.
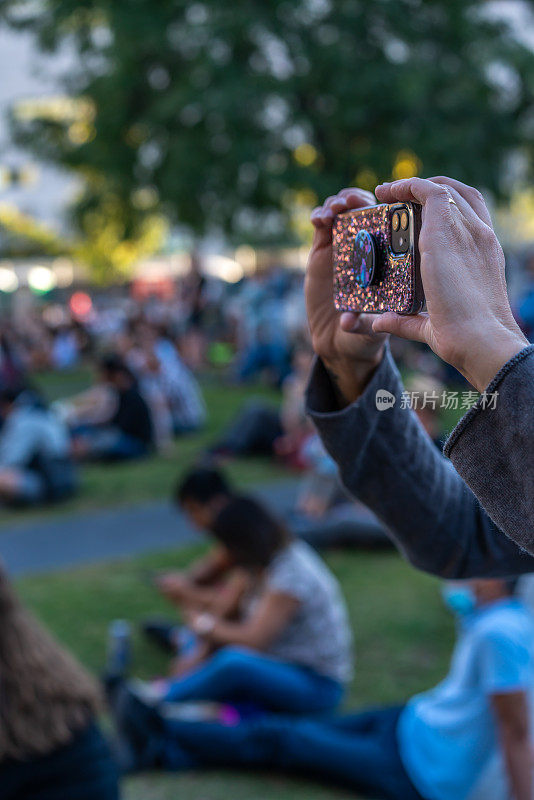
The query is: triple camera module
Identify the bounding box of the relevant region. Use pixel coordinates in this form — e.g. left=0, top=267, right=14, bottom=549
left=390, top=206, right=410, bottom=255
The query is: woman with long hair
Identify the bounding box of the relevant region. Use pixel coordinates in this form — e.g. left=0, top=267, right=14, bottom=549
left=127, top=495, right=353, bottom=718
left=0, top=564, right=119, bottom=800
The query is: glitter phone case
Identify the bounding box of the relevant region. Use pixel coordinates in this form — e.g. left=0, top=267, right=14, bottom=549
left=333, top=202, right=424, bottom=315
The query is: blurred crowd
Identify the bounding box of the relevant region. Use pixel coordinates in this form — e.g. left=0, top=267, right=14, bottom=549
left=0, top=261, right=307, bottom=507
left=0, top=259, right=366, bottom=520
left=0, top=248, right=532, bottom=512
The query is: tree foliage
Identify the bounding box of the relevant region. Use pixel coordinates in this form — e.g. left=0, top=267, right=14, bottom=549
left=3, top=0, right=534, bottom=259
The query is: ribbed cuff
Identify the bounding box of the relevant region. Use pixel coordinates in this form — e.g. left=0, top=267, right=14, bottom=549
left=444, top=343, right=534, bottom=458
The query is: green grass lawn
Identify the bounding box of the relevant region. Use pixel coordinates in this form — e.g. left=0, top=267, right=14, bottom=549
left=17, top=545, right=455, bottom=800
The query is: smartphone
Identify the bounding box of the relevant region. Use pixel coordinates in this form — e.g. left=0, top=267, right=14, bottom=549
left=333, top=201, right=424, bottom=315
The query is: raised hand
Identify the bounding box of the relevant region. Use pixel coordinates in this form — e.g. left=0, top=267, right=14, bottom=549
left=373, top=177, right=528, bottom=391
left=306, top=188, right=388, bottom=406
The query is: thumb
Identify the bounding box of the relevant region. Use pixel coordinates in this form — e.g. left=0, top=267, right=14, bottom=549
left=372, top=312, right=429, bottom=344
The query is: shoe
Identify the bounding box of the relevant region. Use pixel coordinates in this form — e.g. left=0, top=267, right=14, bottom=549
left=142, top=618, right=180, bottom=654
left=112, top=681, right=165, bottom=772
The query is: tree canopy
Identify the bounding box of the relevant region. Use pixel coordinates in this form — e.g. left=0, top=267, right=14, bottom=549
left=2, top=0, right=534, bottom=267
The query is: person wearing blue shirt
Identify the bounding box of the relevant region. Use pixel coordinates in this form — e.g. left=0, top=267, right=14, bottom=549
left=113, top=578, right=533, bottom=800
left=400, top=578, right=533, bottom=800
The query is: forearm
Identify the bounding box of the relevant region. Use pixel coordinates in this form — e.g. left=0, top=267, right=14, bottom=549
left=307, top=346, right=534, bottom=577
left=180, top=584, right=219, bottom=610
left=501, top=736, right=532, bottom=800
left=159, top=579, right=219, bottom=610
left=214, top=573, right=250, bottom=619
left=169, top=641, right=213, bottom=677
left=320, top=352, right=382, bottom=408
left=207, top=619, right=263, bottom=650
left=444, top=344, right=534, bottom=555
left=188, top=551, right=229, bottom=585
left=458, top=320, right=528, bottom=394
left=201, top=603, right=288, bottom=651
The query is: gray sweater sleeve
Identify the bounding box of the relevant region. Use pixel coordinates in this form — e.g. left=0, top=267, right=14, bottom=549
left=306, top=345, right=534, bottom=578
left=443, top=344, right=534, bottom=553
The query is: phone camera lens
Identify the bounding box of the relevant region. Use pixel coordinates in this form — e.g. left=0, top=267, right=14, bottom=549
left=390, top=207, right=411, bottom=255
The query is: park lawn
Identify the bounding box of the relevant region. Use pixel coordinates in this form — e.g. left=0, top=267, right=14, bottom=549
left=0, top=368, right=291, bottom=528
left=17, top=545, right=455, bottom=800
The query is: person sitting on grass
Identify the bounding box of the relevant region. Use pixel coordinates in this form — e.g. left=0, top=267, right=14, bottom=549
left=71, top=354, right=154, bottom=462
left=142, top=466, right=240, bottom=665
left=207, top=342, right=313, bottom=462
left=147, top=464, right=385, bottom=669
left=138, top=494, right=353, bottom=714
left=0, top=563, right=119, bottom=800
left=0, top=385, right=77, bottom=506
left=114, top=577, right=533, bottom=800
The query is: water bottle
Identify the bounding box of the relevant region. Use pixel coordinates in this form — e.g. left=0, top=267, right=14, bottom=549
left=106, top=619, right=132, bottom=677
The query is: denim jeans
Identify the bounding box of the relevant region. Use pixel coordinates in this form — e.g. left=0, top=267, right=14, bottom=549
left=117, top=690, right=423, bottom=800
left=77, top=426, right=149, bottom=461
left=236, top=341, right=291, bottom=385
left=164, top=705, right=422, bottom=799
left=162, top=646, right=343, bottom=713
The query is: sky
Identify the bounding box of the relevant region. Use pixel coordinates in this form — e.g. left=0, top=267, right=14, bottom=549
left=0, top=25, right=77, bottom=227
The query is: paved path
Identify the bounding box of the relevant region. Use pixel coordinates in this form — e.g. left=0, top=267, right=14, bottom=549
left=0, top=481, right=299, bottom=577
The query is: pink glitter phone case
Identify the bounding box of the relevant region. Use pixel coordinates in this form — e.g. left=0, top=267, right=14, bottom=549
left=333, top=202, right=424, bottom=315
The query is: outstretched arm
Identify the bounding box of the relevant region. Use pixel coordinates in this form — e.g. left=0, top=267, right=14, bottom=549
left=492, top=691, right=532, bottom=800
left=305, top=182, right=534, bottom=576
left=443, top=344, right=534, bottom=555
left=306, top=346, right=534, bottom=578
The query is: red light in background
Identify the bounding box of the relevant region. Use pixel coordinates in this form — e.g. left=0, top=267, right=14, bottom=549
left=69, top=291, right=93, bottom=318
left=131, top=277, right=175, bottom=300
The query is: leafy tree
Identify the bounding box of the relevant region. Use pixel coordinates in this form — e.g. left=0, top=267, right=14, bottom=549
left=2, top=0, right=534, bottom=271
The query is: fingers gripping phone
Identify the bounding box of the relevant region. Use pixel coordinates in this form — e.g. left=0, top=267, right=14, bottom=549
left=333, top=202, right=424, bottom=315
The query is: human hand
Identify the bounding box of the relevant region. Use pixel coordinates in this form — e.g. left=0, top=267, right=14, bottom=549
left=185, top=609, right=216, bottom=637
left=307, top=188, right=388, bottom=405
left=169, top=651, right=206, bottom=678
left=373, top=177, right=528, bottom=391
left=155, top=572, right=189, bottom=602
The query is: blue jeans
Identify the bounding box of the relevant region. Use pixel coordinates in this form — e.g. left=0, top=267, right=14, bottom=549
left=116, top=691, right=423, bottom=800
left=164, top=705, right=422, bottom=799
left=236, top=341, right=291, bottom=385
left=163, top=646, right=343, bottom=713
left=76, top=426, right=149, bottom=462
